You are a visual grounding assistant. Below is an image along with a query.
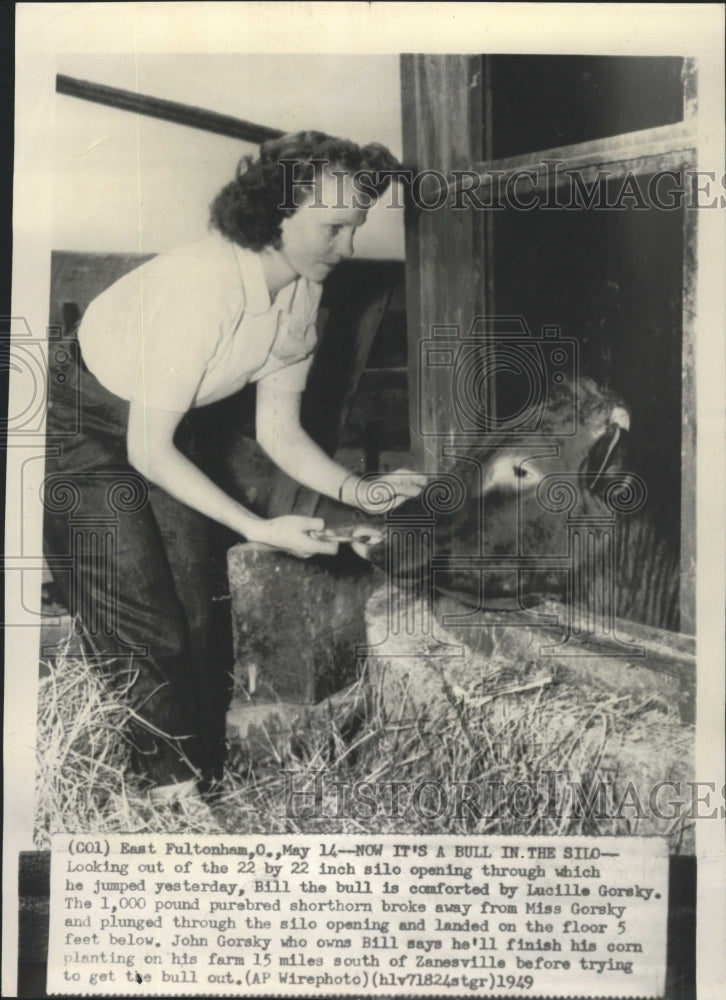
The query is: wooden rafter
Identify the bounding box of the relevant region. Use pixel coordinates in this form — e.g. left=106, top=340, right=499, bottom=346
left=56, top=74, right=284, bottom=145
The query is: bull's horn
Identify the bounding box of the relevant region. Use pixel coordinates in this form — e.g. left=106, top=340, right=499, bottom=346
left=610, top=406, right=630, bottom=431
left=594, top=424, right=621, bottom=483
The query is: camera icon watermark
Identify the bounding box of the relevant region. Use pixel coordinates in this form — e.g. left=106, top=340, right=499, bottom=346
left=418, top=315, right=579, bottom=438
left=2, top=317, right=80, bottom=437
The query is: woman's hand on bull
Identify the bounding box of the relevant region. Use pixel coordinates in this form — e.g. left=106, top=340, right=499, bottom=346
left=249, top=516, right=339, bottom=559
left=341, top=468, right=428, bottom=514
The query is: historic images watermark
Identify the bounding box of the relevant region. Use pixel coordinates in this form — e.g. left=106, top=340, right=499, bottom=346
left=415, top=316, right=578, bottom=437
left=280, top=159, right=726, bottom=212
left=282, top=772, right=724, bottom=823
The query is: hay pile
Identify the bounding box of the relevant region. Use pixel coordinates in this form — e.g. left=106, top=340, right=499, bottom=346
left=35, top=652, right=221, bottom=845
left=35, top=650, right=694, bottom=851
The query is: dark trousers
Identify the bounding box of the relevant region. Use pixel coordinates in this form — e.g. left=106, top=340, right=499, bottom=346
left=43, top=343, right=215, bottom=786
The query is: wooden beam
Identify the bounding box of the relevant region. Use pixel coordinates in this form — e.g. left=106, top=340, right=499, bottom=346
left=56, top=74, right=284, bottom=145
left=401, top=54, right=487, bottom=472
left=455, top=121, right=697, bottom=196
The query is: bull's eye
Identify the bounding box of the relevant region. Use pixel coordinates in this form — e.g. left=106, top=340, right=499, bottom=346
left=512, top=463, right=541, bottom=485
left=483, top=454, right=543, bottom=493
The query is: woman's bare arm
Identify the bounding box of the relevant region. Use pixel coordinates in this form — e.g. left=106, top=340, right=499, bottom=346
left=126, top=399, right=337, bottom=558
left=256, top=383, right=427, bottom=509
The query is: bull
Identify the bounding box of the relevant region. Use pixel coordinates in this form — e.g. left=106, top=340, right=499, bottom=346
left=318, top=378, right=679, bottom=632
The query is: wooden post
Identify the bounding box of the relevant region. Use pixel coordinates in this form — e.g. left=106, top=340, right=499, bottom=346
left=401, top=55, right=487, bottom=472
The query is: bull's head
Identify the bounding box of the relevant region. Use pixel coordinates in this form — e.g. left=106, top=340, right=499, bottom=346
left=367, top=378, right=633, bottom=611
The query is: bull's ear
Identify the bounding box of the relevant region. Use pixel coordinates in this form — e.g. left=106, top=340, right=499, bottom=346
left=585, top=422, right=629, bottom=490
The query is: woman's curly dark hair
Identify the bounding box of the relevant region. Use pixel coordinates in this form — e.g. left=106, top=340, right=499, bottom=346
left=210, top=130, right=401, bottom=251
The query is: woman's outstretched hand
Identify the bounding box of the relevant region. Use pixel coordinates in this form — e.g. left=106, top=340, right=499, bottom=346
left=249, top=516, right=339, bottom=558
left=341, top=468, right=428, bottom=514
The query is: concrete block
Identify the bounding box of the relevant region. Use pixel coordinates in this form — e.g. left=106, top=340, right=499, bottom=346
left=365, top=585, right=693, bottom=722
left=363, top=585, right=556, bottom=726
left=227, top=543, right=383, bottom=705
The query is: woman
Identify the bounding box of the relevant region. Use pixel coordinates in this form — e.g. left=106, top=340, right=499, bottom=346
left=43, top=131, right=424, bottom=806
